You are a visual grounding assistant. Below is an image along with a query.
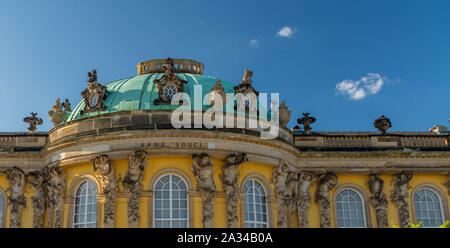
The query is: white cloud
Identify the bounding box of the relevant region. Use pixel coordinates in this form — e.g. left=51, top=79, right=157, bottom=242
left=250, top=38, right=259, bottom=47
left=336, top=73, right=386, bottom=100
left=276, top=26, right=294, bottom=37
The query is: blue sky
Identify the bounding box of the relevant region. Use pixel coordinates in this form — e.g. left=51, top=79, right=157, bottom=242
left=0, top=0, right=449, bottom=132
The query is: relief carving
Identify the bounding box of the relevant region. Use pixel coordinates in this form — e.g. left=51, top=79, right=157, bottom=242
left=192, top=153, right=215, bottom=228
left=390, top=172, right=412, bottom=228
left=368, top=174, right=388, bottom=227
left=28, top=170, right=47, bottom=228
left=44, top=166, right=66, bottom=228
left=92, top=154, right=118, bottom=228
left=153, top=58, right=188, bottom=105
left=5, top=167, right=26, bottom=228
left=315, top=172, right=338, bottom=228
left=122, top=150, right=148, bottom=228
left=296, top=171, right=315, bottom=228
left=220, top=153, right=248, bottom=228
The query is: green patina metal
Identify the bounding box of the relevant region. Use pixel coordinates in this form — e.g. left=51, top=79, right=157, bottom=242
left=66, top=73, right=268, bottom=122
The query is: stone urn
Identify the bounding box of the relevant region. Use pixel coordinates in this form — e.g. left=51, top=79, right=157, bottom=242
left=374, top=115, right=391, bottom=134
left=278, top=101, right=292, bottom=127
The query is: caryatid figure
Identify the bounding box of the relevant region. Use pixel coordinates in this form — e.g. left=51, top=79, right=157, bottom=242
left=315, top=172, right=338, bottom=228
left=5, top=167, right=26, bottom=228
left=122, top=150, right=148, bottom=228
left=192, top=153, right=216, bottom=228
left=92, top=154, right=118, bottom=228
left=390, top=172, right=412, bottom=228
left=296, top=171, right=315, bottom=228
left=45, top=166, right=66, bottom=228
left=220, top=153, right=248, bottom=228
left=271, top=161, right=295, bottom=228
left=368, top=174, right=389, bottom=227
left=28, top=170, right=48, bottom=228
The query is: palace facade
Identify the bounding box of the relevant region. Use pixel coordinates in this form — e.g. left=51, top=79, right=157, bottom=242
left=0, top=58, right=448, bottom=228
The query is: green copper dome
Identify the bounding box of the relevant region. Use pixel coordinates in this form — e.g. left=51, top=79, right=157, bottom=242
left=66, top=73, right=238, bottom=122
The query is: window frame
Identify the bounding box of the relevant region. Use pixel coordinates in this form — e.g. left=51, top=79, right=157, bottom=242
left=411, top=184, right=449, bottom=228
left=152, top=174, right=190, bottom=228
left=332, top=184, right=371, bottom=228
left=0, top=187, right=6, bottom=228
left=242, top=178, right=270, bottom=228
left=72, top=179, right=98, bottom=228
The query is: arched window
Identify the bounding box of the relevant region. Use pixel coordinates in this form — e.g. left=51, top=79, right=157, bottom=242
left=335, top=188, right=367, bottom=228
left=0, top=190, right=4, bottom=228
left=243, top=179, right=268, bottom=228
left=413, top=188, right=445, bottom=227
left=73, top=180, right=98, bottom=228
left=153, top=175, right=189, bottom=228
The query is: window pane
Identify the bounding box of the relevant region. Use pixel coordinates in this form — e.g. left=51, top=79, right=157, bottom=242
left=336, top=188, right=366, bottom=228
left=414, top=188, right=444, bottom=227
left=73, top=180, right=97, bottom=228
left=243, top=180, right=268, bottom=228
left=153, top=175, right=189, bottom=228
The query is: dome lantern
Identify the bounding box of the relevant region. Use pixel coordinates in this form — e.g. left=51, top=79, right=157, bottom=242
left=137, top=58, right=204, bottom=75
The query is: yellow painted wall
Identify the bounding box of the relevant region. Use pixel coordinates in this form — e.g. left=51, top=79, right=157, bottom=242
left=0, top=157, right=448, bottom=228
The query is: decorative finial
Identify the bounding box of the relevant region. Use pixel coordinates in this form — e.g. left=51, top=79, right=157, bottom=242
left=374, top=115, right=391, bottom=134
left=210, top=78, right=226, bottom=105
left=23, top=112, right=43, bottom=133
left=87, top=69, right=97, bottom=83
left=163, top=57, right=176, bottom=76
left=242, top=69, right=253, bottom=84
left=48, top=98, right=72, bottom=127
left=297, top=113, right=316, bottom=134
left=278, top=101, right=292, bottom=127
left=62, top=98, right=72, bottom=112
left=48, top=98, right=64, bottom=127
